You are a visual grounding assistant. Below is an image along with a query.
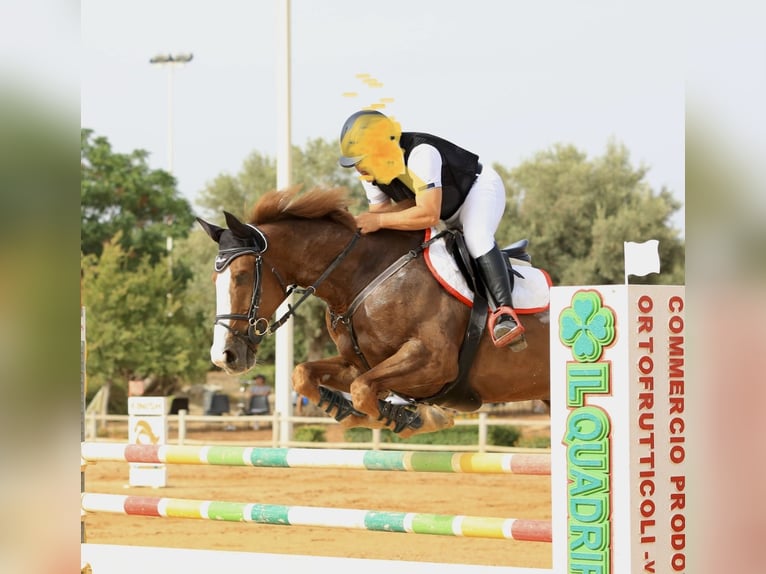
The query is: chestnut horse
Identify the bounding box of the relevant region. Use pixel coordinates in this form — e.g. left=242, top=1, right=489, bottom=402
left=198, top=187, right=550, bottom=437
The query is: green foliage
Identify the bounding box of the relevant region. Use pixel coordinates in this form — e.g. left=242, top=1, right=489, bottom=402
left=343, top=425, right=521, bottom=447
left=343, top=428, right=371, bottom=442
left=397, top=427, right=479, bottom=445
left=488, top=425, right=522, bottom=447
left=517, top=435, right=552, bottom=449
left=84, top=382, right=128, bottom=415
left=195, top=152, right=277, bottom=223
left=81, top=129, right=196, bottom=266
left=81, top=237, right=209, bottom=394
left=194, top=138, right=360, bottom=224
left=81, top=131, right=211, bottom=395
left=293, top=425, right=327, bottom=442
left=495, top=140, right=684, bottom=285
left=292, top=138, right=364, bottom=203
left=106, top=383, right=128, bottom=415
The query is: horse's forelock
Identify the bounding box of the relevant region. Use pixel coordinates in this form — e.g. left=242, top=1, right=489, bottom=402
left=248, top=186, right=357, bottom=230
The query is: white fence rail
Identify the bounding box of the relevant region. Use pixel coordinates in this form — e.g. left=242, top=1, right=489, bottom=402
left=84, top=410, right=550, bottom=453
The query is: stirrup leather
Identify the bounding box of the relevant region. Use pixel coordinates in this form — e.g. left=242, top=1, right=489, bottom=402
left=488, top=306, right=525, bottom=347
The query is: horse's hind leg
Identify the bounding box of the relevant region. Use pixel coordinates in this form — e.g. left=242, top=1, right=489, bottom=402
left=349, top=339, right=457, bottom=438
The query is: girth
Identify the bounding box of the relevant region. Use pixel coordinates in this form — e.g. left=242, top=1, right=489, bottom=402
left=421, top=230, right=485, bottom=411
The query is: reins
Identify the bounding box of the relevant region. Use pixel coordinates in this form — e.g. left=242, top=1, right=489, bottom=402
left=215, top=230, right=362, bottom=349
left=267, top=230, right=362, bottom=333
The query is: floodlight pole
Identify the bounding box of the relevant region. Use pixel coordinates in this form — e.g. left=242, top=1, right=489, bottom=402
left=149, top=53, right=193, bottom=296
left=149, top=53, right=194, bottom=278
left=275, top=0, right=294, bottom=445
left=149, top=52, right=193, bottom=174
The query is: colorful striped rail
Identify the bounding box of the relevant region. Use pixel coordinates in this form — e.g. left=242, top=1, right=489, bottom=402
left=81, top=442, right=551, bottom=475
left=81, top=493, right=552, bottom=542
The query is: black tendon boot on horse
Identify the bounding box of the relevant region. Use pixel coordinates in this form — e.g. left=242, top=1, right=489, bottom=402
left=475, top=246, right=527, bottom=351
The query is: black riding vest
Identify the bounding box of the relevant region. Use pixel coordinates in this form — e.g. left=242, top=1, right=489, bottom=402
left=373, top=132, right=481, bottom=220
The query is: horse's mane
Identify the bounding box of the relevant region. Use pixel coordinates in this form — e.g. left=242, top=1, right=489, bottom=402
left=247, top=186, right=358, bottom=231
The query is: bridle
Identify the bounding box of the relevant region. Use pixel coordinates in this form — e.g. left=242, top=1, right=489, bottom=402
left=213, top=228, right=362, bottom=350
left=213, top=247, right=271, bottom=348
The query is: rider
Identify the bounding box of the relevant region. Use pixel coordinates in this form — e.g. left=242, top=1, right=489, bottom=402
left=338, top=109, right=525, bottom=350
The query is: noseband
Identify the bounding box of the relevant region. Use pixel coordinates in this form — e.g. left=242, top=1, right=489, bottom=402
left=213, top=248, right=273, bottom=348
left=213, top=229, right=362, bottom=349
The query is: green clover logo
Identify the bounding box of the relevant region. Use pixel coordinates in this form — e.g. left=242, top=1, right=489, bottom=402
left=559, top=291, right=615, bottom=362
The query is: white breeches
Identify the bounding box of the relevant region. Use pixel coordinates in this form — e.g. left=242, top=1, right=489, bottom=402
left=444, top=165, right=506, bottom=258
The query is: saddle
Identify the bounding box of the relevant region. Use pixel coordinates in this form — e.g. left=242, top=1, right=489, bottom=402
left=422, top=231, right=531, bottom=411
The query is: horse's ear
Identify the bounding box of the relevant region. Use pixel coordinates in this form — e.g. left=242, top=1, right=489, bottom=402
left=224, top=211, right=252, bottom=238
left=196, top=217, right=225, bottom=243
left=223, top=211, right=268, bottom=252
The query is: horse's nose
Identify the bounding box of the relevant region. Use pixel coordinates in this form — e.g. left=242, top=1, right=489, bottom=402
left=223, top=348, right=238, bottom=367
left=210, top=345, right=238, bottom=369
left=210, top=336, right=254, bottom=374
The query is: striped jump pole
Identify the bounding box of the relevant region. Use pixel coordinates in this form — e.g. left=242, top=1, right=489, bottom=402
left=81, top=493, right=552, bottom=543
left=81, top=442, right=551, bottom=475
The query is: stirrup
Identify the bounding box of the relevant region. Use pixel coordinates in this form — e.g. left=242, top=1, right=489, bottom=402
left=488, top=306, right=526, bottom=348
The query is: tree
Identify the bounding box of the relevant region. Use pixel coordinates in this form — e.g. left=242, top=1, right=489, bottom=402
left=194, top=137, right=361, bottom=224
left=81, top=131, right=210, bottom=400
left=292, top=137, right=362, bottom=202
left=81, top=129, right=196, bottom=265
left=194, top=151, right=277, bottom=223
left=81, top=237, right=210, bottom=397
left=495, top=141, right=684, bottom=285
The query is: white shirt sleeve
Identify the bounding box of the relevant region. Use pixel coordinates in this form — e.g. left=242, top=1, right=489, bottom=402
left=361, top=178, right=389, bottom=206
left=406, top=144, right=442, bottom=192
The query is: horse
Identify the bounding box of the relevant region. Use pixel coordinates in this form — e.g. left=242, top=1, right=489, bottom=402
left=197, top=187, right=550, bottom=437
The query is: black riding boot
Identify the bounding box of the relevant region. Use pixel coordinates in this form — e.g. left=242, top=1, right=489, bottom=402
left=475, top=246, right=526, bottom=350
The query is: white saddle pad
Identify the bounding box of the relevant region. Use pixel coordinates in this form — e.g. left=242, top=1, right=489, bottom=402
left=423, top=228, right=551, bottom=314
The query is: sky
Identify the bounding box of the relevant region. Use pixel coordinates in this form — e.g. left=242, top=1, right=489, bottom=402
left=81, top=0, right=686, bottom=232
